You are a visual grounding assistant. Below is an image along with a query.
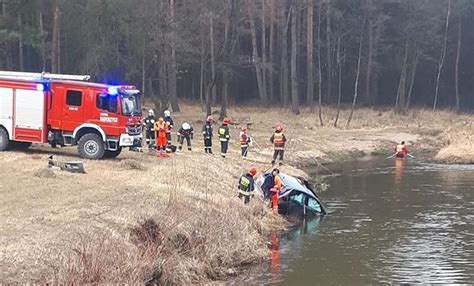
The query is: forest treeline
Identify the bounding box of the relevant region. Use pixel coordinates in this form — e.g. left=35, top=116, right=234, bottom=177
left=1, top=0, right=473, bottom=118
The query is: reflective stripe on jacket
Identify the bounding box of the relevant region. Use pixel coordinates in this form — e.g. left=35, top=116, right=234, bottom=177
left=238, top=174, right=254, bottom=196
left=218, top=125, right=230, bottom=142
left=271, top=132, right=286, bottom=150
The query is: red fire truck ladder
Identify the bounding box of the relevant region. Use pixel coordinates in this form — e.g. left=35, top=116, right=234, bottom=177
left=0, top=71, right=91, bottom=81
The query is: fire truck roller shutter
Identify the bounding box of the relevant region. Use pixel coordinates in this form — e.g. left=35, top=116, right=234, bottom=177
left=14, top=89, right=45, bottom=142
left=0, top=87, right=14, bottom=150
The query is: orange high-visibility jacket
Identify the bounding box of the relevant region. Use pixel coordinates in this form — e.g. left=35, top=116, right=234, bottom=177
left=154, top=121, right=168, bottom=138
left=274, top=175, right=282, bottom=192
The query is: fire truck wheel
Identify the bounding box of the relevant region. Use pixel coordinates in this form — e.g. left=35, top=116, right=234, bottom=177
left=77, top=133, right=105, bottom=160
left=0, top=128, right=10, bottom=151
left=104, top=147, right=122, bottom=159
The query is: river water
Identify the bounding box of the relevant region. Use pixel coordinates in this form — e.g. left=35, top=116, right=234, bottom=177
left=255, top=159, right=474, bottom=284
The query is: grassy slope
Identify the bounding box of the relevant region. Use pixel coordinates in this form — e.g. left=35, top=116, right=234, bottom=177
left=0, top=104, right=472, bottom=283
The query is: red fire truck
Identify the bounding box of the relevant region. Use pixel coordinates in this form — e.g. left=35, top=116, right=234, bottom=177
left=0, top=71, right=142, bottom=159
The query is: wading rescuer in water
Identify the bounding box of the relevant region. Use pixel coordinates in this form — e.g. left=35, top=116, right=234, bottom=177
left=219, top=118, right=230, bottom=158
left=395, top=141, right=409, bottom=158
left=238, top=167, right=257, bottom=204
left=270, top=126, right=287, bottom=165
left=240, top=127, right=251, bottom=158
left=164, top=110, right=174, bottom=152
left=202, top=115, right=214, bottom=154
left=154, top=117, right=168, bottom=156
left=143, top=109, right=156, bottom=149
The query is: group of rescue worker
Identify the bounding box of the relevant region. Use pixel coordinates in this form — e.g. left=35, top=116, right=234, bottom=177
left=142, top=109, right=287, bottom=163
left=142, top=109, right=412, bottom=208
left=141, top=109, right=288, bottom=207
left=238, top=167, right=282, bottom=208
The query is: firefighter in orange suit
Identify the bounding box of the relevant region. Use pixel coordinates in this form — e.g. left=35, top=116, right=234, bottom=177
left=155, top=117, right=168, bottom=155
left=395, top=141, right=409, bottom=158
left=270, top=126, right=287, bottom=165
left=270, top=168, right=281, bottom=211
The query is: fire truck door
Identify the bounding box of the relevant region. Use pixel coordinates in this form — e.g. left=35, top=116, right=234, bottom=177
left=14, top=89, right=46, bottom=142
left=62, top=89, right=85, bottom=131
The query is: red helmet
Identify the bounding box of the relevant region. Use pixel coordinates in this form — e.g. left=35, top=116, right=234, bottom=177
left=248, top=167, right=257, bottom=176
left=207, top=115, right=213, bottom=122
left=223, top=117, right=230, bottom=124
left=241, top=126, right=247, bottom=131
left=158, top=117, right=164, bottom=121
left=276, top=126, right=283, bottom=132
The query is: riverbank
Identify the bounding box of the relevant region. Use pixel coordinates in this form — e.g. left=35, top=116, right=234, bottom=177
left=0, top=104, right=472, bottom=283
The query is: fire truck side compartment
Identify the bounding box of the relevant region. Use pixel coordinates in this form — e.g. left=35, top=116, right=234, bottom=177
left=0, top=87, right=14, bottom=139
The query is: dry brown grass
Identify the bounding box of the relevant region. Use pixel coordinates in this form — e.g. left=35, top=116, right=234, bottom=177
left=0, top=103, right=471, bottom=284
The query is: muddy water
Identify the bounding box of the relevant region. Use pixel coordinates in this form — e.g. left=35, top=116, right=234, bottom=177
left=258, top=159, right=474, bottom=284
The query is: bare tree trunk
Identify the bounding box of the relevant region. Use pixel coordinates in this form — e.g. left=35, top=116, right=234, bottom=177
left=290, top=0, right=299, bottom=114
left=317, top=0, right=323, bottom=125
left=269, top=0, right=275, bottom=101
left=205, top=81, right=214, bottom=116
left=220, top=0, right=235, bottom=119
left=261, top=0, right=268, bottom=101
left=51, top=0, right=59, bottom=73
left=406, top=43, right=419, bottom=109
left=334, top=36, right=342, bottom=127
left=200, top=25, right=205, bottom=109
left=39, top=11, right=46, bottom=71
left=433, top=0, right=451, bottom=110
left=280, top=4, right=291, bottom=105
left=141, top=38, right=146, bottom=97
left=346, top=16, right=366, bottom=129
left=365, top=0, right=373, bottom=105
left=455, top=4, right=462, bottom=111
left=306, top=0, right=314, bottom=108
left=17, top=5, right=24, bottom=71
left=326, top=0, right=332, bottom=104
left=247, top=0, right=266, bottom=102
left=209, top=16, right=217, bottom=106
left=396, top=41, right=409, bottom=115
left=168, top=0, right=180, bottom=112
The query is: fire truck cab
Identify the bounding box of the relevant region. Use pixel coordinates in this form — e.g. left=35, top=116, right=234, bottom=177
left=0, top=71, right=142, bottom=159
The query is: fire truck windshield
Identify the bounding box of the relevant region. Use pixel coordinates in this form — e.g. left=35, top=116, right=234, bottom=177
left=121, top=94, right=141, bottom=116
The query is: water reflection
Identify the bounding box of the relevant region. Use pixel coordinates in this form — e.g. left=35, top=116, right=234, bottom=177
left=261, top=160, right=474, bottom=285
left=394, top=158, right=405, bottom=187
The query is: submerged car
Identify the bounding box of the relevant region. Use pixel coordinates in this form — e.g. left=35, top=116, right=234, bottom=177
left=256, top=172, right=328, bottom=217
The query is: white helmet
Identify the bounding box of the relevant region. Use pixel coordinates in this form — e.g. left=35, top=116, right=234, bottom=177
left=182, top=122, right=191, bottom=130
left=148, top=109, right=154, bottom=116
left=164, top=110, right=171, bottom=117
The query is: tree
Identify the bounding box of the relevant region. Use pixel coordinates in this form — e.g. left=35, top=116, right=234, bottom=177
left=346, top=15, right=366, bottom=129
left=433, top=0, right=452, bottom=110
left=455, top=0, right=462, bottom=111
left=247, top=0, right=266, bottom=102
left=306, top=0, right=314, bottom=108
left=290, top=0, right=299, bottom=114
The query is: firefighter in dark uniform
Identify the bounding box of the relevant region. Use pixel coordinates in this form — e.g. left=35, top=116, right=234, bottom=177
left=238, top=167, right=257, bottom=204
left=142, top=109, right=156, bottom=149
left=218, top=117, right=230, bottom=158
left=164, top=110, right=174, bottom=152
left=270, top=126, right=287, bottom=165
left=202, top=115, right=213, bottom=154
left=177, top=122, right=193, bottom=152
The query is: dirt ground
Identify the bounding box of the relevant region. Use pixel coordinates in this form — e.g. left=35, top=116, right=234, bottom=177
left=0, top=104, right=472, bottom=282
